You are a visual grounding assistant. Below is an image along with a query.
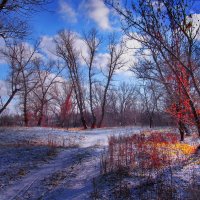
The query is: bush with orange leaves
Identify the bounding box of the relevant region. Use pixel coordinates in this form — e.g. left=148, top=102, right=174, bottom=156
left=101, top=131, right=196, bottom=175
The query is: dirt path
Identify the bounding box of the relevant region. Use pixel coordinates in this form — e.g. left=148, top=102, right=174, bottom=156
left=43, top=149, right=100, bottom=200
left=0, top=147, right=101, bottom=200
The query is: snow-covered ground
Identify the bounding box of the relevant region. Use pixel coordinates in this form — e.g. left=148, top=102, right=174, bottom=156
left=0, top=126, right=199, bottom=200
left=0, top=126, right=175, bottom=147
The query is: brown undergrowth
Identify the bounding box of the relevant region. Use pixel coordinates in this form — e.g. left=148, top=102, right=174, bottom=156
left=100, top=131, right=196, bottom=174
left=98, top=131, right=198, bottom=199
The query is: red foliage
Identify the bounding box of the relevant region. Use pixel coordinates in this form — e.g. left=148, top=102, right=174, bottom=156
left=103, top=131, right=182, bottom=174
left=148, top=131, right=179, bottom=144
left=166, top=63, right=194, bottom=125
left=60, top=89, right=72, bottom=121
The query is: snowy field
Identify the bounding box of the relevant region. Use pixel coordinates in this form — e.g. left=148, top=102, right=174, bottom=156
left=0, top=126, right=175, bottom=147
left=0, top=126, right=199, bottom=200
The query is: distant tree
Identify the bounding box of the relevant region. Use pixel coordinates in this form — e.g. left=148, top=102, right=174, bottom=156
left=31, top=59, right=64, bottom=126
left=118, top=82, right=137, bottom=126
left=49, top=82, right=75, bottom=127
left=139, top=81, right=162, bottom=128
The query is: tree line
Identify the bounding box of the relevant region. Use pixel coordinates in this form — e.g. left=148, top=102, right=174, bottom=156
left=0, top=0, right=200, bottom=141
left=0, top=29, right=170, bottom=129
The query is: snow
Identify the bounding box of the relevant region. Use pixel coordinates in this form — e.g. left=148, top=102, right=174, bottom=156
left=0, top=126, right=145, bottom=199
left=0, top=126, right=198, bottom=200
left=0, top=126, right=173, bottom=148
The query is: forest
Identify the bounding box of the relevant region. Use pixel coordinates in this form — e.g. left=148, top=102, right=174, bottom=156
left=0, top=0, right=199, bottom=142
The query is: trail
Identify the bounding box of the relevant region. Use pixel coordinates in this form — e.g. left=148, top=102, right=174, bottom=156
left=0, top=147, right=101, bottom=200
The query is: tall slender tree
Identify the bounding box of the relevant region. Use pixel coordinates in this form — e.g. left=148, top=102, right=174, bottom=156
left=82, top=28, right=101, bottom=128
left=55, top=30, right=88, bottom=129
left=98, top=34, right=126, bottom=127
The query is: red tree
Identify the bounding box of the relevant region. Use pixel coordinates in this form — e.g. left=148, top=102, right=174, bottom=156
left=60, top=88, right=72, bottom=127
left=166, top=63, right=192, bottom=140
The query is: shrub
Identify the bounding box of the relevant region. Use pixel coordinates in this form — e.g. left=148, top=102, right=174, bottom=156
left=101, top=131, right=196, bottom=175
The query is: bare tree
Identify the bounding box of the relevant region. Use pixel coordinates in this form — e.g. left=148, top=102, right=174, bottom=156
left=0, top=0, right=51, bottom=117
left=31, top=59, right=64, bottom=126
left=98, top=34, right=126, bottom=127
left=108, top=0, right=200, bottom=138
left=133, top=47, right=191, bottom=139
left=0, top=0, right=50, bottom=40
left=118, top=82, right=137, bottom=126
left=82, top=28, right=101, bottom=128
left=139, top=81, right=162, bottom=128
left=1, top=41, right=40, bottom=125
left=49, top=81, right=75, bottom=128
left=55, top=30, right=88, bottom=129
left=0, top=41, right=37, bottom=115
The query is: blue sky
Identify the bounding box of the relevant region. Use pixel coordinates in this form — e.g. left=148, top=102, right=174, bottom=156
left=0, top=0, right=200, bottom=114
left=0, top=0, right=128, bottom=80
left=1, top=0, right=200, bottom=81
left=29, top=0, right=120, bottom=39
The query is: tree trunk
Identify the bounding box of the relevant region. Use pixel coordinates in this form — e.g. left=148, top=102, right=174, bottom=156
left=37, top=104, right=44, bottom=126
left=72, top=81, right=87, bottom=129
left=182, top=123, right=190, bottom=136
left=98, top=111, right=105, bottom=128
left=188, top=98, right=200, bottom=137
left=178, top=120, right=185, bottom=141
left=37, top=114, right=43, bottom=126
left=91, top=116, right=96, bottom=129
left=81, top=115, right=87, bottom=129
left=149, top=116, right=153, bottom=128
left=37, top=114, right=42, bottom=126
left=89, top=64, right=96, bottom=129
left=0, top=89, right=18, bottom=114
left=98, top=84, right=109, bottom=128
left=23, top=95, right=28, bottom=126
left=78, top=101, right=87, bottom=129
left=24, top=106, right=28, bottom=126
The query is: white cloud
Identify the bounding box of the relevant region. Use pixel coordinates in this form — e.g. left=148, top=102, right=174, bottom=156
left=40, top=32, right=89, bottom=65
left=0, top=38, right=6, bottom=65
left=74, top=35, right=89, bottom=64
left=21, top=42, right=43, bottom=60
left=115, top=35, right=142, bottom=76
left=94, top=53, right=110, bottom=68
left=39, top=31, right=143, bottom=77
left=0, top=80, right=7, bottom=96
left=0, top=40, right=43, bottom=65
left=152, top=1, right=164, bottom=9
left=40, top=35, right=58, bottom=60
left=86, top=35, right=142, bottom=77
left=85, top=0, right=111, bottom=30
left=188, top=13, right=200, bottom=40
left=59, top=0, right=77, bottom=23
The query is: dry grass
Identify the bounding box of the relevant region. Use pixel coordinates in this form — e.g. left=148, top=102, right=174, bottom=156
left=100, top=131, right=197, bottom=174
left=99, top=131, right=199, bottom=199
left=0, top=133, right=80, bottom=149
